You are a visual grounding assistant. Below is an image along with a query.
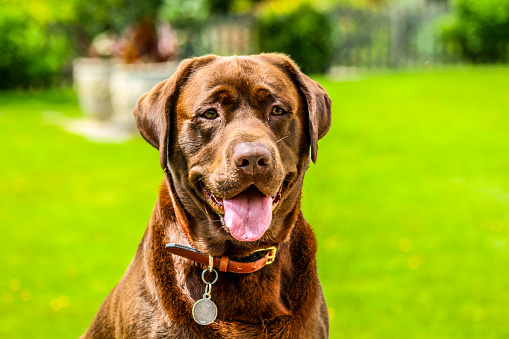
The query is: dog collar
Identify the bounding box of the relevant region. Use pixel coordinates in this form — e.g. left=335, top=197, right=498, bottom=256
left=165, top=243, right=277, bottom=274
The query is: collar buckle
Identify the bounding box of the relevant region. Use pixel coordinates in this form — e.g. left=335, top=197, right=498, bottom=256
left=254, top=246, right=277, bottom=265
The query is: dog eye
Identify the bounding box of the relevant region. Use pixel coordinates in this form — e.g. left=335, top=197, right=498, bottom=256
left=202, top=109, right=218, bottom=120
left=271, top=106, right=286, bottom=116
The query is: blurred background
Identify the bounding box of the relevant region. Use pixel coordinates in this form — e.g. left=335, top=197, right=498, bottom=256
left=1, top=0, right=508, bottom=338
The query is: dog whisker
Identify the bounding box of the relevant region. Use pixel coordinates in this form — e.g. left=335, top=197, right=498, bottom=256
left=190, top=177, right=202, bottom=189
left=217, top=225, right=229, bottom=235
left=274, top=135, right=289, bottom=144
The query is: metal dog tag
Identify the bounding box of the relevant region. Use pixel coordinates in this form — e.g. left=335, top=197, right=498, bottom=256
left=192, top=295, right=217, bottom=325
left=193, top=256, right=218, bottom=325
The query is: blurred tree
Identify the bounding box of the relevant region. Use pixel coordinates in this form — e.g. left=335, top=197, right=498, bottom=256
left=159, top=0, right=208, bottom=28
left=207, top=0, right=237, bottom=15
left=440, top=0, right=509, bottom=63
left=0, top=2, right=71, bottom=89
left=257, top=3, right=333, bottom=73
left=256, top=0, right=388, bottom=14
left=160, top=0, right=261, bottom=28
left=159, top=0, right=261, bottom=58
left=206, top=0, right=263, bottom=15
left=69, top=0, right=163, bottom=56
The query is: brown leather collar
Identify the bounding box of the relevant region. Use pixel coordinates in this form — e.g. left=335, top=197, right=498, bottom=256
left=165, top=243, right=277, bottom=274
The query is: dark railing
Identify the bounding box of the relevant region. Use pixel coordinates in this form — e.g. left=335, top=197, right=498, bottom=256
left=328, top=3, right=453, bottom=68
left=178, top=16, right=256, bottom=58
left=178, top=3, right=453, bottom=70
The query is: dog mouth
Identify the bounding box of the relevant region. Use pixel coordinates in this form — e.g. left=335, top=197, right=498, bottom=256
left=202, top=184, right=283, bottom=242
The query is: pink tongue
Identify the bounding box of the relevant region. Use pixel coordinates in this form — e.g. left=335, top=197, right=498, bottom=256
left=223, top=187, right=272, bottom=242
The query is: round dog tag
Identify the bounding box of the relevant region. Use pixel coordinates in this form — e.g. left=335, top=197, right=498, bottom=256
left=192, top=297, right=217, bottom=325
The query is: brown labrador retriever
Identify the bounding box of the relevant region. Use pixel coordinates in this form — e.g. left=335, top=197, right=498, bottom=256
left=81, top=53, right=332, bottom=338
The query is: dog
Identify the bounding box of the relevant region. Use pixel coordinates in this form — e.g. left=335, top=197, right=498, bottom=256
left=81, top=53, right=332, bottom=338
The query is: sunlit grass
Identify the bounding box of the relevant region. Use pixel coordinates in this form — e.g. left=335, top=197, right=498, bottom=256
left=1, top=67, right=508, bottom=338
left=308, top=67, right=509, bottom=338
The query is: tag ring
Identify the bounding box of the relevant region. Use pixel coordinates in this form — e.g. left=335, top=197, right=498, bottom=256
left=201, top=268, right=218, bottom=285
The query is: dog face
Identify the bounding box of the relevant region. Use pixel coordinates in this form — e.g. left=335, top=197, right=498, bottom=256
left=134, top=54, right=331, bottom=256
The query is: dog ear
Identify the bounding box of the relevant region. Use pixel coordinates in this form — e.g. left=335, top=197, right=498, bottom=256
left=133, top=55, right=218, bottom=169
left=256, top=53, right=332, bottom=163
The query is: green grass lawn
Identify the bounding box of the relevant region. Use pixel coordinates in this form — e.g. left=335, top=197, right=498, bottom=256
left=1, top=67, right=508, bottom=338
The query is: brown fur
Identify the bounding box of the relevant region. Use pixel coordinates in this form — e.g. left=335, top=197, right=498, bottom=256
left=81, top=54, right=332, bottom=338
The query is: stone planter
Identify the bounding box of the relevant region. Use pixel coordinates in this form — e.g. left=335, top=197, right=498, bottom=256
left=109, top=61, right=178, bottom=130
left=72, top=59, right=178, bottom=137
left=73, top=58, right=113, bottom=121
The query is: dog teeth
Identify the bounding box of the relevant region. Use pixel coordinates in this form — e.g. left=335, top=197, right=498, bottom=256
left=203, top=186, right=225, bottom=214
left=271, top=189, right=282, bottom=211
left=271, top=183, right=283, bottom=209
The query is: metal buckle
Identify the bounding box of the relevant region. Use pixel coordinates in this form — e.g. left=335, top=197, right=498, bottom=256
left=254, top=246, right=277, bottom=265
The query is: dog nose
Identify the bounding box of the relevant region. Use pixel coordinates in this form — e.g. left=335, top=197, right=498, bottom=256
left=232, top=142, right=272, bottom=174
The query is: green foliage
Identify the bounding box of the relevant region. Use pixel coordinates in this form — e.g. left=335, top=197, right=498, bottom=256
left=0, top=0, right=167, bottom=89
left=0, top=6, right=70, bottom=89
left=257, top=4, right=333, bottom=74
left=159, top=0, right=209, bottom=28
left=159, top=0, right=259, bottom=29
left=67, top=0, right=164, bottom=56
left=440, top=0, right=509, bottom=63
left=71, top=0, right=163, bottom=37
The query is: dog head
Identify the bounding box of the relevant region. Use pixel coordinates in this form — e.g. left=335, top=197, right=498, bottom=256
left=134, top=54, right=331, bottom=255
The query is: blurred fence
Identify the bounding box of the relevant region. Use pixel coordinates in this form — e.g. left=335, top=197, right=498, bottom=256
left=328, top=3, right=453, bottom=68
left=177, top=16, right=257, bottom=59
left=181, top=3, right=453, bottom=70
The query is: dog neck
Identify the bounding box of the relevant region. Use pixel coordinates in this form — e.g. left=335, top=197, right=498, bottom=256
left=146, top=181, right=303, bottom=325
left=163, top=167, right=195, bottom=246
